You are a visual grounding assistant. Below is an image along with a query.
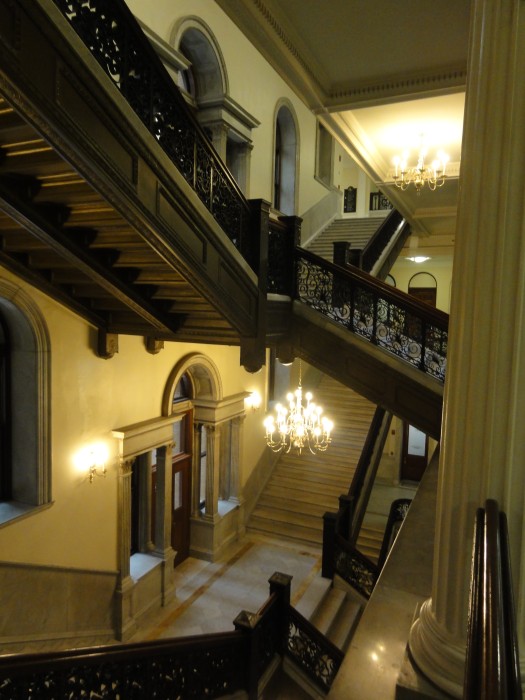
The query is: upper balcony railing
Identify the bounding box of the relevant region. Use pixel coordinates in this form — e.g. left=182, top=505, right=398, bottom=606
left=52, top=0, right=255, bottom=267
left=294, top=248, right=448, bottom=383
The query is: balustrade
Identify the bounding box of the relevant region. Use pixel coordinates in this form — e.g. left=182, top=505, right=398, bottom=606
left=0, top=571, right=344, bottom=699
left=295, top=247, right=448, bottom=382
left=52, top=0, right=254, bottom=264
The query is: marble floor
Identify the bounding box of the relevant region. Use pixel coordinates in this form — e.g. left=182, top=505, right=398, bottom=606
left=131, top=533, right=323, bottom=644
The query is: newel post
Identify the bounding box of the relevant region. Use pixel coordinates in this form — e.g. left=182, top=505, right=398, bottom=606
left=278, top=215, right=302, bottom=297
left=269, top=571, right=293, bottom=656
left=322, top=511, right=337, bottom=578
left=241, top=199, right=270, bottom=374
left=234, top=609, right=262, bottom=700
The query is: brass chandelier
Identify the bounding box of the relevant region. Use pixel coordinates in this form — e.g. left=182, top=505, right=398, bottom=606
left=263, top=362, right=333, bottom=454
left=392, top=146, right=449, bottom=194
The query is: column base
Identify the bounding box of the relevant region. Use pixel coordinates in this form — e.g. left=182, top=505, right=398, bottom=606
left=408, top=599, right=465, bottom=699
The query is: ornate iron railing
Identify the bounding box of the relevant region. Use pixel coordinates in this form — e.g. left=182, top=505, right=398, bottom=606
left=376, top=498, right=412, bottom=568
left=0, top=633, right=248, bottom=699
left=287, top=607, right=344, bottom=693
left=333, top=535, right=379, bottom=599
left=295, top=247, right=448, bottom=382
left=52, top=0, right=253, bottom=264
left=0, top=571, right=346, bottom=699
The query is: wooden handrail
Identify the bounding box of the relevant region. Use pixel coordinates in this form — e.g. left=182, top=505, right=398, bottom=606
left=463, top=499, right=522, bottom=699
left=295, top=246, right=448, bottom=331
left=51, top=0, right=254, bottom=263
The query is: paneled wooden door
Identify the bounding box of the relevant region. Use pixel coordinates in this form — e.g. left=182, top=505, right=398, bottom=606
left=171, top=411, right=193, bottom=567
left=171, top=454, right=191, bottom=567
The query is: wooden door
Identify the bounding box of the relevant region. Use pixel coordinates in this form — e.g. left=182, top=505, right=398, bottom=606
left=171, top=455, right=191, bottom=566
left=171, top=411, right=193, bottom=567
left=400, top=422, right=428, bottom=482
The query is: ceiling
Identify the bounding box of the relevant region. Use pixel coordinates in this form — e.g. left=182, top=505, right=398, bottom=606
left=215, top=0, right=472, bottom=258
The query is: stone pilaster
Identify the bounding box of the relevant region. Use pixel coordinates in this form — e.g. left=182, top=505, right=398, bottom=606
left=153, top=444, right=176, bottom=603
left=116, top=458, right=136, bottom=641
left=204, top=423, right=221, bottom=522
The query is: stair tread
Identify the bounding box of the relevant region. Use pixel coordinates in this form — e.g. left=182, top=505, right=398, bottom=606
left=295, top=575, right=332, bottom=619
left=328, top=598, right=362, bottom=650
left=310, top=588, right=347, bottom=634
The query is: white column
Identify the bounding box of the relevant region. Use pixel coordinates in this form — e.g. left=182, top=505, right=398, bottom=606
left=408, top=1, right=525, bottom=696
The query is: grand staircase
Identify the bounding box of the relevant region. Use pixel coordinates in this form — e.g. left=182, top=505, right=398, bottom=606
left=248, top=375, right=376, bottom=546
left=306, top=217, right=382, bottom=263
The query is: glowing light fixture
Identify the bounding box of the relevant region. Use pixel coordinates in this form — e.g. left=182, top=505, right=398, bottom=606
left=406, top=256, right=431, bottom=263
left=393, top=137, right=449, bottom=194
left=263, top=361, right=333, bottom=454
left=88, top=449, right=107, bottom=483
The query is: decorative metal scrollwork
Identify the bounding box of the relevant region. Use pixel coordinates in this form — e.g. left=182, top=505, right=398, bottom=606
left=286, top=613, right=343, bottom=693
left=334, top=542, right=379, bottom=599
left=295, top=251, right=448, bottom=383
left=0, top=643, right=246, bottom=699
left=52, top=0, right=251, bottom=257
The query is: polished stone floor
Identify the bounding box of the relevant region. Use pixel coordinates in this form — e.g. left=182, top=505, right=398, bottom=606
left=132, top=534, right=323, bottom=643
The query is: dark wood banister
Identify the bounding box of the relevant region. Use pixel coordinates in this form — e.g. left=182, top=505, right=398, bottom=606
left=295, top=246, right=449, bottom=332
left=0, top=571, right=344, bottom=699
left=464, top=500, right=522, bottom=699
left=51, top=0, right=255, bottom=265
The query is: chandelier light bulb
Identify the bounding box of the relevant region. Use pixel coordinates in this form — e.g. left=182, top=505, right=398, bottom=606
left=392, top=140, right=449, bottom=194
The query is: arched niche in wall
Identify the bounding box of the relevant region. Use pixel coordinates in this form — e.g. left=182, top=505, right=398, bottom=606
left=0, top=278, right=51, bottom=515
left=171, top=18, right=259, bottom=194
left=408, top=271, right=437, bottom=307
left=273, top=99, right=299, bottom=216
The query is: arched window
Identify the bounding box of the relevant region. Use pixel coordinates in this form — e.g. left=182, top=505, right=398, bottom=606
left=172, top=19, right=258, bottom=194
left=274, top=103, right=298, bottom=215
left=0, top=280, right=51, bottom=522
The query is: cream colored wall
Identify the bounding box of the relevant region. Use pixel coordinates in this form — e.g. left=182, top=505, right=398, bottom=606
left=0, top=269, right=268, bottom=571
left=125, top=0, right=328, bottom=216
left=388, top=259, right=453, bottom=313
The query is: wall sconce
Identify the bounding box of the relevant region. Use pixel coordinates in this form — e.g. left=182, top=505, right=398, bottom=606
left=245, top=391, right=262, bottom=412
left=88, top=451, right=107, bottom=483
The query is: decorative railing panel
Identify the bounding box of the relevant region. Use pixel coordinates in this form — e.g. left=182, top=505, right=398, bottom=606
left=334, top=535, right=379, bottom=599
left=0, top=634, right=247, bottom=700
left=0, top=571, right=345, bottom=700
left=295, top=248, right=448, bottom=382
left=52, top=0, right=252, bottom=261
left=287, top=607, right=344, bottom=694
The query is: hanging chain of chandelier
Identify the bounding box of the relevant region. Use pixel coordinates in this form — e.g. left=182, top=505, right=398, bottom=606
left=392, top=146, right=449, bottom=194
left=264, top=363, right=334, bottom=455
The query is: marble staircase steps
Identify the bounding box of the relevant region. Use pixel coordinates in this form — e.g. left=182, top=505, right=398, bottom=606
left=307, top=217, right=381, bottom=263
left=248, top=375, right=376, bottom=547
left=279, top=574, right=363, bottom=697
left=356, top=524, right=384, bottom=564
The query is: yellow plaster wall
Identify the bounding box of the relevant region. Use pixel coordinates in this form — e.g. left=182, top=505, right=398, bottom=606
left=125, top=0, right=328, bottom=215
left=0, top=269, right=268, bottom=571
